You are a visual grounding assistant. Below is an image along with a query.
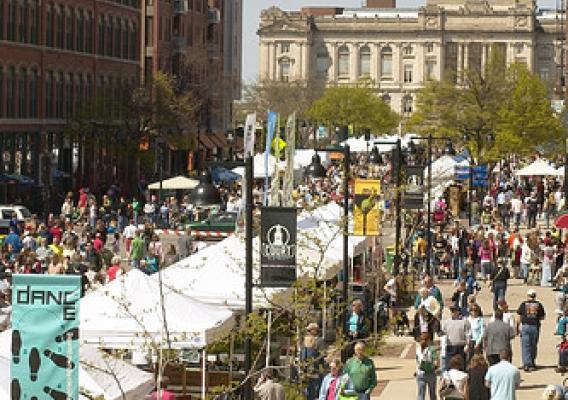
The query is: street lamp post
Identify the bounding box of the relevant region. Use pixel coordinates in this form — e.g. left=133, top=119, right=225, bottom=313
left=201, top=156, right=253, bottom=400
left=372, top=139, right=402, bottom=276
left=411, top=134, right=454, bottom=276
left=305, top=145, right=351, bottom=340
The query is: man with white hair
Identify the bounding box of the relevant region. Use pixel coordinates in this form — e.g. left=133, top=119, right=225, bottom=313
left=343, top=341, right=377, bottom=399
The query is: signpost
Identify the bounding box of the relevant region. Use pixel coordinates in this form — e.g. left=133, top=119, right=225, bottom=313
left=260, top=207, right=297, bottom=287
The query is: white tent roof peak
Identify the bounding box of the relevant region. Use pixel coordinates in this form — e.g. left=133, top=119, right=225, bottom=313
left=148, top=175, right=199, bottom=190
left=515, top=159, right=558, bottom=176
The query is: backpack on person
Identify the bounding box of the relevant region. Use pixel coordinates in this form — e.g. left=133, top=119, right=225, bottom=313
left=439, top=372, right=465, bottom=399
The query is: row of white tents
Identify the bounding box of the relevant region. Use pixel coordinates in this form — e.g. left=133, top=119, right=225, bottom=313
left=2, top=201, right=367, bottom=398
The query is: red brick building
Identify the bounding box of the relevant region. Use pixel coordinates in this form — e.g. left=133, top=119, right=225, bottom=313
left=0, top=0, right=141, bottom=203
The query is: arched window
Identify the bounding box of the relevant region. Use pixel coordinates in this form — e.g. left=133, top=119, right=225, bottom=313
left=76, top=10, right=84, bottom=52
left=359, top=45, right=371, bottom=77
left=46, top=4, right=54, bottom=47
left=0, top=0, right=4, bottom=40
left=66, top=7, right=74, bottom=50
left=114, top=18, right=121, bottom=57
left=122, top=20, right=129, bottom=59
left=130, top=23, right=137, bottom=60
left=75, top=73, right=83, bottom=111
left=56, top=5, right=64, bottom=48
left=45, top=71, right=53, bottom=118
left=17, top=67, right=26, bottom=118
left=402, top=95, right=413, bottom=115
left=85, top=75, right=93, bottom=111
left=65, top=73, right=73, bottom=117
left=7, top=0, right=16, bottom=41
left=0, top=66, right=4, bottom=117
left=85, top=11, right=93, bottom=53
left=106, top=16, right=113, bottom=57
left=19, top=0, right=28, bottom=42
left=97, top=16, right=105, bottom=55
left=55, top=72, right=64, bottom=118
left=30, top=0, right=39, bottom=44
left=279, top=58, right=291, bottom=82
left=6, top=66, right=15, bottom=117
left=316, top=46, right=329, bottom=75
left=29, top=68, right=38, bottom=118
left=338, top=45, right=349, bottom=77
left=381, top=46, right=393, bottom=78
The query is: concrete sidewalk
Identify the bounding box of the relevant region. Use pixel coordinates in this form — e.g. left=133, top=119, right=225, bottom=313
left=371, top=279, right=565, bottom=399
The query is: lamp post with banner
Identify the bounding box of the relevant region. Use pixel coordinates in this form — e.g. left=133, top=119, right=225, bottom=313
left=304, top=144, right=351, bottom=339
left=410, top=134, right=455, bottom=275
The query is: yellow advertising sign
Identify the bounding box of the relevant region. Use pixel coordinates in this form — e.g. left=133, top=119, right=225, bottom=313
left=353, top=179, right=381, bottom=236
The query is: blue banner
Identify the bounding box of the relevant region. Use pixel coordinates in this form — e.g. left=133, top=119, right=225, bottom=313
left=11, top=275, right=81, bottom=400
left=264, top=111, right=278, bottom=206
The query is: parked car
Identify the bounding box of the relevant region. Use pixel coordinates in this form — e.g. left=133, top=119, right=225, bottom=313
left=0, top=205, right=32, bottom=235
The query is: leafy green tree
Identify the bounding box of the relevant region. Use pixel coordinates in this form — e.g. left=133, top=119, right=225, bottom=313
left=409, top=49, right=565, bottom=162
left=493, top=63, right=565, bottom=158
left=306, top=80, right=399, bottom=136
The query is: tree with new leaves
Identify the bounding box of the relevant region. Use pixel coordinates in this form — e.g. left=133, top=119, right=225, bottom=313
left=306, top=79, right=400, bottom=136
left=493, top=63, right=565, bottom=158
left=409, top=48, right=565, bottom=162
left=235, top=79, right=325, bottom=124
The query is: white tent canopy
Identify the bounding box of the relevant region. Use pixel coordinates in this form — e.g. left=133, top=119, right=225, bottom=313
left=341, top=134, right=415, bottom=153
left=293, top=149, right=332, bottom=170
left=515, top=159, right=558, bottom=176
left=148, top=175, right=199, bottom=190
left=430, top=155, right=469, bottom=186
left=0, top=330, right=154, bottom=400
left=232, top=152, right=278, bottom=179
left=80, top=269, right=234, bottom=349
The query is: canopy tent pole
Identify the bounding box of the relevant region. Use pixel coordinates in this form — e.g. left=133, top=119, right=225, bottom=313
left=202, top=347, right=207, bottom=399
left=265, top=310, right=272, bottom=368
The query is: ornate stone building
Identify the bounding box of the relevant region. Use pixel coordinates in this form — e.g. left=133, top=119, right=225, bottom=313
left=258, top=0, right=564, bottom=116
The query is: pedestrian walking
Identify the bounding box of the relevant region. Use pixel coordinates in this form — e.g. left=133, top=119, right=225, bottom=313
left=416, top=333, right=438, bottom=400
left=541, top=238, right=555, bottom=287
left=343, top=342, right=377, bottom=400
left=254, top=369, right=285, bottom=400
left=467, top=355, right=490, bottom=400
left=517, top=288, right=546, bottom=372
left=441, top=305, right=470, bottom=371
left=130, top=230, right=145, bottom=269
left=489, top=258, right=510, bottom=311
left=346, top=299, right=368, bottom=357
left=439, top=354, right=468, bottom=400
left=319, top=359, right=350, bottom=400
left=483, top=309, right=515, bottom=366
left=465, top=304, right=484, bottom=365
left=484, top=349, right=520, bottom=399
left=301, top=323, right=324, bottom=400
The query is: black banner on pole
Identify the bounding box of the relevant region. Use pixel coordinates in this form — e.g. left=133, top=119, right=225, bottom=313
left=260, top=207, right=297, bottom=287
left=403, top=165, right=425, bottom=209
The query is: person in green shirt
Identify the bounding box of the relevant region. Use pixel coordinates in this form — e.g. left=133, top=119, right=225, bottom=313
left=130, top=230, right=145, bottom=269
left=343, top=341, right=377, bottom=399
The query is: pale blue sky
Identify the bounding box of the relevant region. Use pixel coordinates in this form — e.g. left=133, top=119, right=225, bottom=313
left=243, top=0, right=558, bottom=83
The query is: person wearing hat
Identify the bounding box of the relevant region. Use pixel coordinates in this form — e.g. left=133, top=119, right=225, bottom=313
left=489, top=257, right=510, bottom=312
left=301, top=323, right=324, bottom=400
left=516, top=289, right=546, bottom=372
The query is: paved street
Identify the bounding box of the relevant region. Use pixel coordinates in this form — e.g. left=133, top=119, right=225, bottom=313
left=371, top=278, right=564, bottom=399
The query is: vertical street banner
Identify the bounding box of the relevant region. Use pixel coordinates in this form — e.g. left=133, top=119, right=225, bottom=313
left=264, top=111, right=278, bottom=206
left=243, top=113, right=256, bottom=157
left=283, top=113, right=296, bottom=206
left=260, top=207, right=297, bottom=287
left=11, top=275, right=81, bottom=400
left=353, top=179, right=381, bottom=236
left=269, top=115, right=282, bottom=206
left=403, top=165, right=425, bottom=209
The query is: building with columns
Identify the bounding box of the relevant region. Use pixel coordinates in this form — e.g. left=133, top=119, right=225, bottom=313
left=258, top=0, right=564, bottom=116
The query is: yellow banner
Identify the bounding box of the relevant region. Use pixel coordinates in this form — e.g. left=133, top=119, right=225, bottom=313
left=353, top=179, right=381, bottom=236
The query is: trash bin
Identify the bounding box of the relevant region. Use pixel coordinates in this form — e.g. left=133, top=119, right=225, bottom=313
left=385, top=245, right=396, bottom=273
